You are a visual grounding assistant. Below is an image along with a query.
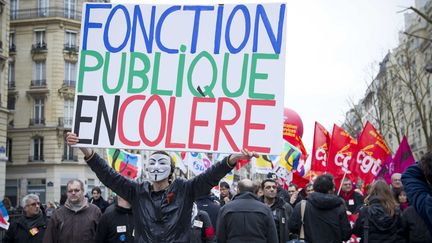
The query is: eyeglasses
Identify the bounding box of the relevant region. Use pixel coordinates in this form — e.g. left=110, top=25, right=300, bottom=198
left=26, top=202, right=40, bottom=207
left=67, top=189, right=81, bottom=193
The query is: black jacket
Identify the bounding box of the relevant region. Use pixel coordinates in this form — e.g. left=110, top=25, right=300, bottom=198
left=352, top=197, right=406, bottom=243
left=86, top=153, right=233, bottom=243
left=89, top=197, right=110, bottom=213
left=190, top=210, right=216, bottom=243
left=3, top=211, right=47, bottom=243
left=196, top=195, right=221, bottom=230
left=277, top=187, right=290, bottom=203
left=288, top=192, right=351, bottom=243
left=96, top=204, right=134, bottom=243
left=262, top=196, right=293, bottom=243
left=216, top=192, right=278, bottom=243
left=402, top=206, right=432, bottom=243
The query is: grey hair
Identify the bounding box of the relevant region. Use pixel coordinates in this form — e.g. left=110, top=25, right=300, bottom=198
left=21, top=194, right=40, bottom=207
left=66, top=179, right=85, bottom=191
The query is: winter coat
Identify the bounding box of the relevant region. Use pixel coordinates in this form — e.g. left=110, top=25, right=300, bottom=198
left=216, top=192, right=278, bottom=243
left=288, top=192, right=352, bottom=243
left=196, top=195, right=221, bottom=230
left=339, top=190, right=364, bottom=213
left=190, top=210, right=216, bottom=243
left=402, top=164, right=432, bottom=235
left=3, top=211, right=47, bottom=243
left=402, top=206, right=432, bottom=243
left=43, top=200, right=101, bottom=243
left=96, top=204, right=134, bottom=243
left=262, top=196, right=293, bottom=243
left=352, top=196, right=406, bottom=243
left=86, top=152, right=233, bottom=243
left=89, top=197, right=110, bottom=213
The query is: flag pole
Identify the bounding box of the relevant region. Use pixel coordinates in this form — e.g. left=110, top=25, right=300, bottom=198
left=337, top=170, right=348, bottom=195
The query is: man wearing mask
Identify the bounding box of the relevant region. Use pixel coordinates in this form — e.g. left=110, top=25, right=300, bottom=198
left=3, top=194, right=47, bottom=243
left=44, top=179, right=101, bottom=243
left=66, top=132, right=257, bottom=243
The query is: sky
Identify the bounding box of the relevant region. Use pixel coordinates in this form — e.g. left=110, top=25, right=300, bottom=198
left=110, top=0, right=414, bottom=151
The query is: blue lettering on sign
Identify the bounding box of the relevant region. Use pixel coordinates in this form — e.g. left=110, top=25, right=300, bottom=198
left=193, top=160, right=205, bottom=171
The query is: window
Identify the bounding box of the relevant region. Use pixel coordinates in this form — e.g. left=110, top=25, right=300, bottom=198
left=38, top=0, right=48, bottom=17
left=64, top=99, right=74, bottom=127
left=34, top=98, right=44, bottom=124
left=63, top=140, right=74, bottom=160
left=32, top=137, right=44, bottom=161
left=10, top=0, right=18, bottom=20
left=64, top=0, right=76, bottom=18
left=6, top=138, right=12, bottom=162
left=7, top=96, right=15, bottom=110
left=35, top=30, right=46, bottom=47
left=27, top=179, right=46, bottom=204
left=64, top=31, right=76, bottom=48
left=9, top=32, right=16, bottom=51
left=34, top=61, right=46, bottom=85
left=64, top=61, right=76, bottom=86
left=8, top=62, right=15, bottom=88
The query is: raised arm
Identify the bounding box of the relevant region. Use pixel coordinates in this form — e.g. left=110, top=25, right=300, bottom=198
left=188, top=149, right=258, bottom=199
left=66, top=132, right=138, bottom=203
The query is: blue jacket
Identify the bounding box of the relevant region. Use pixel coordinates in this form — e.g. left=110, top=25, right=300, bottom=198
left=402, top=163, right=432, bottom=235
left=86, top=153, right=233, bottom=243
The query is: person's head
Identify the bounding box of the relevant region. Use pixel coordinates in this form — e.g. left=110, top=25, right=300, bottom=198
left=419, top=151, right=432, bottom=185
left=313, top=174, right=335, bottom=194
left=147, top=151, right=175, bottom=182
left=91, top=186, right=102, bottom=200
left=3, top=197, right=12, bottom=209
left=237, top=179, right=255, bottom=194
left=219, top=181, right=230, bottom=198
left=47, top=201, right=56, bottom=209
left=391, top=173, right=402, bottom=189
left=66, top=179, right=85, bottom=205
left=396, top=189, right=408, bottom=204
left=21, top=194, right=41, bottom=217
left=305, top=183, right=314, bottom=195
left=288, top=183, right=298, bottom=196
left=366, top=180, right=398, bottom=216
left=341, top=178, right=353, bottom=193
left=261, top=179, right=277, bottom=199
left=266, top=172, right=281, bottom=186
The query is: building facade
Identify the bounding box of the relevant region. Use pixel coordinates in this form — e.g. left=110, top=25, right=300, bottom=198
left=5, top=0, right=109, bottom=206
left=343, top=0, right=432, bottom=160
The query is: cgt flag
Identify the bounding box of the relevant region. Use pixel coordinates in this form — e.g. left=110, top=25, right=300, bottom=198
left=327, top=124, right=357, bottom=179
left=350, top=121, right=391, bottom=186
left=311, top=122, right=331, bottom=173
left=107, top=149, right=142, bottom=179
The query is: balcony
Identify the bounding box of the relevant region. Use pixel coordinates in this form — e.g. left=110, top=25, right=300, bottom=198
left=64, top=44, right=79, bottom=53
left=62, top=155, right=78, bottom=162
left=30, top=79, right=47, bottom=88
left=58, top=117, right=73, bottom=128
left=11, top=7, right=81, bottom=21
left=29, top=155, right=44, bottom=162
left=31, top=43, right=47, bottom=53
left=29, top=118, right=45, bottom=126
left=63, top=80, right=76, bottom=88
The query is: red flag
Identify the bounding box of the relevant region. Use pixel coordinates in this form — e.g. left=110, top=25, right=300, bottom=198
left=311, top=122, right=331, bottom=173
left=351, top=122, right=391, bottom=186
left=327, top=124, right=357, bottom=179
left=393, top=136, right=415, bottom=173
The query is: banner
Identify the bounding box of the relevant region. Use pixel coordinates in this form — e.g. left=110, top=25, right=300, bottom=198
left=379, top=136, right=414, bottom=184
left=73, top=3, right=287, bottom=154
left=327, top=124, right=357, bottom=178
left=0, top=201, right=9, bottom=230
left=170, top=151, right=187, bottom=173
left=311, top=122, right=330, bottom=173
left=106, top=149, right=142, bottom=179
left=184, top=152, right=212, bottom=176
left=274, top=141, right=301, bottom=180
left=350, top=122, right=390, bottom=186
left=252, top=155, right=278, bottom=174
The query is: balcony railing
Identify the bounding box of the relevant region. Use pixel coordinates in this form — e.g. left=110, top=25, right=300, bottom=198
left=11, top=7, right=81, bottom=20
left=9, top=44, right=16, bottom=53
left=58, top=117, right=73, bottom=127
left=29, top=118, right=45, bottom=125
left=31, top=79, right=46, bottom=87
left=64, top=44, right=79, bottom=53
left=31, top=43, right=47, bottom=52
left=63, top=80, right=76, bottom=87
left=8, top=81, right=15, bottom=89
left=29, top=155, right=44, bottom=162
left=62, top=155, right=78, bottom=161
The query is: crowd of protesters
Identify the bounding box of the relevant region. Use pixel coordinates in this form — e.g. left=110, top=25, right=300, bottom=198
left=2, top=136, right=432, bottom=243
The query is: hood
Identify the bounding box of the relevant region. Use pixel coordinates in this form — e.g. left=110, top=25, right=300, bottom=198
left=307, top=192, right=343, bottom=210
left=367, top=196, right=399, bottom=231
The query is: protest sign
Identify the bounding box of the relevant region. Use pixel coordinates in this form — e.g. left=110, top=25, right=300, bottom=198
left=73, top=3, right=287, bottom=154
